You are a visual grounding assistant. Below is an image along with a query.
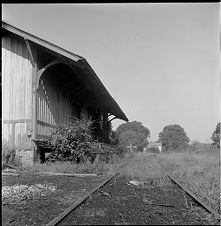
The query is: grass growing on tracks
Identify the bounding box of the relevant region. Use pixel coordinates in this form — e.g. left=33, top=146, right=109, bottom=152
left=120, top=152, right=165, bottom=180
left=158, top=150, right=220, bottom=214
left=118, top=149, right=220, bottom=215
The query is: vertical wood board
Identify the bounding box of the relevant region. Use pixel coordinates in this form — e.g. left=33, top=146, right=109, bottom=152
left=36, top=69, right=73, bottom=137
left=2, top=35, right=33, bottom=121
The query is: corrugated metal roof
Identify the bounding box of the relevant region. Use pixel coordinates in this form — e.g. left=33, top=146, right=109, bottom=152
left=2, top=21, right=128, bottom=122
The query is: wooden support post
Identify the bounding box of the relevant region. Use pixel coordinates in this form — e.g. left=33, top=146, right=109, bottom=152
left=32, top=64, right=38, bottom=162
left=30, top=52, right=37, bottom=141
left=25, top=39, right=38, bottom=162
left=24, top=38, right=38, bottom=164
left=24, top=38, right=37, bottom=141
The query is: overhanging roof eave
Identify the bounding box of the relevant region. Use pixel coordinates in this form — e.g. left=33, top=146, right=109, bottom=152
left=2, top=21, right=83, bottom=62
left=80, top=60, right=128, bottom=121
left=2, top=21, right=128, bottom=122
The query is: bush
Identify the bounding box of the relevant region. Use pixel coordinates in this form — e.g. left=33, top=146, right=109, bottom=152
left=46, top=117, right=98, bottom=163
left=2, top=140, right=16, bottom=167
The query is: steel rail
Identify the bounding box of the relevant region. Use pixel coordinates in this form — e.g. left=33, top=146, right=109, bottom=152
left=46, top=154, right=133, bottom=226
left=46, top=172, right=119, bottom=226
left=169, top=175, right=220, bottom=221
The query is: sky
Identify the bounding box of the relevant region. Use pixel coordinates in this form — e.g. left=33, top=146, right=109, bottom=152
left=2, top=3, right=220, bottom=143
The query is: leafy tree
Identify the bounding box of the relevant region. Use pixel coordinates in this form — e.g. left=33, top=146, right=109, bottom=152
left=159, top=124, right=190, bottom=151
left=211, top=122, right=220, bottom=148
left=116, top=121, right=150, bottom=152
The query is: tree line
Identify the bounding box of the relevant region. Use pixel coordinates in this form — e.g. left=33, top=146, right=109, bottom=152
left=113, top=121, right=220, bottom=153
left=37, top=119, right=220, bottom=163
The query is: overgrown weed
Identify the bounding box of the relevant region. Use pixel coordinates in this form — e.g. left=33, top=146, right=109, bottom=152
left=115, top=149, right=220, bottom=214
left=25, top=158, right=108, bottom=175
left=22, top=153, right=130, bottom=176
left=120, top=152, right=165, bottom=180
left=158, top=150, right=220, bottom=214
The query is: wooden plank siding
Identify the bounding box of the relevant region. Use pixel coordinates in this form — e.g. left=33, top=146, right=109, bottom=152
left=36, top=69, right=73, bottom=139
left=2, top=22, right=129, bottom=166
left=2, top=35, right=33, bottom=149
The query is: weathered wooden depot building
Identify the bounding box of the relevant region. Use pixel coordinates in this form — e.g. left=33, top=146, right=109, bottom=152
left=2, top=22, right=128, bottom=165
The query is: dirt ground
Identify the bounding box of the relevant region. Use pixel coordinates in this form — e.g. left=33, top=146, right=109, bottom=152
left=2, top=173, right=106, bottom=226
left=2, top=173, right=219, bottom=225
left=58, top=175, right=219, bottom=225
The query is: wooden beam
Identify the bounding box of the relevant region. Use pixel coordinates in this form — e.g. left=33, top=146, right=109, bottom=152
left=58, top=55, right=85, bottom=70
left=32, top=64, right=38, bottom=142
left=24, top=38, right=35, bottom=66
left=37, top=119, right=58, bottom=128
left=41, top=172, right=97, bottom=177
left=36, top=58, right=63, bottom=89
left=108, top=116, right=118, bottom=124
left=3, top=119, right=32, bottom=124
left=2, top=173, right=19, bottom=176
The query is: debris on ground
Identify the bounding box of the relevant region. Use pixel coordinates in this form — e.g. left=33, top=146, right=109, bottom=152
left=99, top=191, right=112, bottom=199
left=2, top=183, right=57, bottom=205
left=127, top=180, right=146, bottom=186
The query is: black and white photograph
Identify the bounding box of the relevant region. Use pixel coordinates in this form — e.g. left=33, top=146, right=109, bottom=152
left=2, top=3, right=220, bottom=225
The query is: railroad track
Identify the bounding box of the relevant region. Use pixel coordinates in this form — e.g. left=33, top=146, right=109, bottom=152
left=46, top=172, right=119, bottom=226
left=46, top=156, right=131, bottom=226
left=46, top=168, right=220, bottom=225
left=168, top=175, right=220, bottom=221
